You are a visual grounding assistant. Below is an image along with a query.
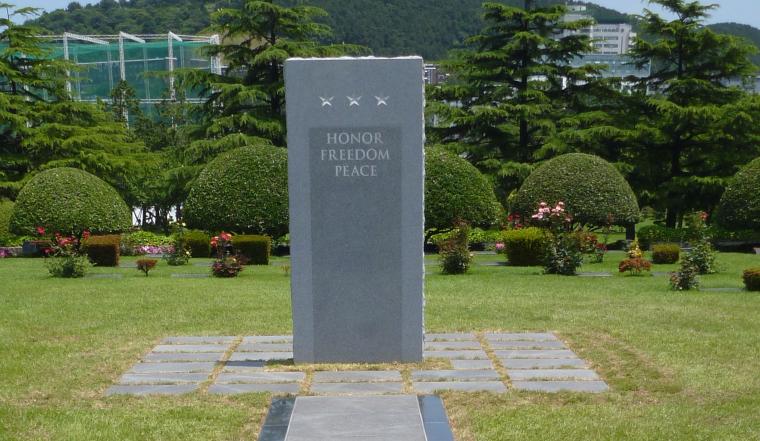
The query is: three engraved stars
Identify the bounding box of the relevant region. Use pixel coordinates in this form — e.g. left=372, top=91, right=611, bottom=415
left=319, top=95, right=389, bottom=109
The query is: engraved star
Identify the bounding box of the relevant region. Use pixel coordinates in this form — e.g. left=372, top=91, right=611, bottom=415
left=319, top=96, right=334, bottom=107
left=347, top=95, right=362, bottom=107
left=375, top=96, right=389, bottom=106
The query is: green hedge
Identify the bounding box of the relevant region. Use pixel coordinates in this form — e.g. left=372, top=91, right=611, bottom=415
left=743, top=268, right=760, bottom=291
left=9, top=168, right=131, bottom=236
left=652, top=243, right=680, bottom=264
left=502, top=227, right=548, bottom=266
left=232, top=234, right=271, bottom=265
left=186, top=230, right=211, bottom=258
left=512, top=153, right=639, bottom=227
left=0, top=200, right=14, bottom=246
left=637, top=225, right=689, bottom=249
left=84, top=235, right=121, bottom=267
left=425, top=147, right=501, bottom=232
left=184, top=145, right=288, bottom=237
left=716, top=157, right=760, bottom=230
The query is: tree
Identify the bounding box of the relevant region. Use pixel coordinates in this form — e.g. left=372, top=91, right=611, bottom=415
left=178, top=0, right=366, bottom=165
left=426, top=1, right=605, bottom=199
left=0, top=4, right=148, bottom=205
left=626, top=0, right=759, bottom=227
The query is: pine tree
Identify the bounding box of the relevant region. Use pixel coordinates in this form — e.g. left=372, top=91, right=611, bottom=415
left=178, top=0, right=367, bottom=164
left=627, top=0, right=759, bottom=226
left=426, top=1, right=604, bottom=199
left=1, top=4, right=147, bottom=202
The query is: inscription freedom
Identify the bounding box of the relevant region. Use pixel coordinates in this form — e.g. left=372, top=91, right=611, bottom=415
left=319, top=131, right=391, bottom=177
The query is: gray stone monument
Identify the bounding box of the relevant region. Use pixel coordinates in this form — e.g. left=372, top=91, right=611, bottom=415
left=285, top=57, right=424, bottom=363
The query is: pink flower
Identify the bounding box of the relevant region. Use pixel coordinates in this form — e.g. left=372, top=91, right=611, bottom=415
left=82, top=230, right=91, bottom=241
left=495, top=242, right=505, bottom=251
left=36, top=226, right=46, bottom=236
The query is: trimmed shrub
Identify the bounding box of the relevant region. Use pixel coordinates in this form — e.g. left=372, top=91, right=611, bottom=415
left=652, top=243, right=680, bottom=264
left=439, top=220, right=472, bottom=274
left=9, top=168, right=131, bottom=236
left=186, top=230, right=211, bottom=258
left=136, top=258, right=158, bottom=276
left=184, top=145, right=288, bottom=237
left=425, top=147, right=501, bottom=232
left=637, top=225, right=688, bottom=249
left=0, top=200, right=14, bottom=246
left=716, top=157, right=760, bottom=230
left=743, top=268, right=760, bottom=291
left=84, top=235, right=121, bottom=267
left=502, top=227, right=548, bottom=266
left=513, top=153, right=639, bottom=227
left=232, top=234, right=271, bottom=265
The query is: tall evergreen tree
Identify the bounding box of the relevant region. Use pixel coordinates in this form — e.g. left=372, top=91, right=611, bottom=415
left=627, top=0, right=759, bottom=226
left=0, top=4, right=147, bottom=201
left=427, top=1, right=604, bottom=199
left=178, top=0, right=366, bottom=164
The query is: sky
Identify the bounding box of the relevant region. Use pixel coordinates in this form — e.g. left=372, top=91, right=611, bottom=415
left=6, top=0, right=760, bottom=28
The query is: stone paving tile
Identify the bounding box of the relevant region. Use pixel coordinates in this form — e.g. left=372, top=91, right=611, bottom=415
left=488, top=340, right=567, bottom=350
left=209, top=383, right=301, bottom=395
left=312, top=371, right=402, bottom=383
left=478, top=262, right=508, bottom=267
left=143, top=352, right=224, bottom=362
left=128, top=362, right=216, bottom=373
left=500, top=358, right=586, bottom=369
left=506, top=369, right=600, bottom=381
left=424, top=341, right=482, bottom=350
left=424, top=350, right=489, bottom=360
left=413, top=381, right=507, bottom=393
left=106, top=383, right=199, bottom=396
left=236, top=343, right=293, bottom=352
left=494, top=349, right=577, bottom=359
left=577, top=272, right=613, bottom=277
left=119, top=373, right=210, bottom=384
left=242, top=335, right=293, bottom=344
left=228, top=352, right=293, bottom=362
left=485, top=332, right=558, bottom=341
left=450, top=359, right=494, bottom=370
left=161, top=336, right=236, bottom=344
left=222, top=360, right=266, bottom=371
left=152, top=344, right=230, bottom=353
left=512, top=380, right=608, bottom=393
left=310, top=382, right=404, bottom=395
left=411, top=369, right=500, bottom=382
left=424, top=333, right=477, bottom=341
left=216, top=372, right=305, bottom=384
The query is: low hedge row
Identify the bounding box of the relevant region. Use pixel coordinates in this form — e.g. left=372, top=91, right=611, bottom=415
left=84, top=235, right=121, bottom=267
left=743, top=268, right=760, bottom=291
left=502, top=227, right=548, bottom=266
left=186, top=230, right=211, bottom=258
left=652, top=243, right=680, bottom=264
left=231, top=235, right=271, bottom=265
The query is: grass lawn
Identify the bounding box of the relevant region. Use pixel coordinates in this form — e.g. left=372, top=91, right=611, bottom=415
left=1, top=251, right=759, bottom=440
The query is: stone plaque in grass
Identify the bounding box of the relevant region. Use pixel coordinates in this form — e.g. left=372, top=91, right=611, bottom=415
left=285, top=57, right=424, bottom=363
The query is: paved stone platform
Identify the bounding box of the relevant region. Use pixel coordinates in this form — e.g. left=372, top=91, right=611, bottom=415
left=258, top=395, right=454, bottom=441
left=106, top=332, right=608, bottom=396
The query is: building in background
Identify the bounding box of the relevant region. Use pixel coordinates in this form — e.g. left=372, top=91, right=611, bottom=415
left=25, top=32, right=222, bottom=109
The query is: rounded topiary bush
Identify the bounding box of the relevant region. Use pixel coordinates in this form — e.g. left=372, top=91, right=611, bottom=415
left=425, top=147, right=501, bottom=232
left=716, top=157, right=760, bottom=230
left=184, top=145, right=288, bottom=237
left=512, top=153, right=639, bottom=226
left=10, top=168, right=131, bottom=235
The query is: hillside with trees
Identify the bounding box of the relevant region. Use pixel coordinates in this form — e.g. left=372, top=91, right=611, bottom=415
left=27, top=0, right=759, bottom=61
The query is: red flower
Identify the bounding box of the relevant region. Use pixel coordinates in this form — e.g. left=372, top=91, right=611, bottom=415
left=82, top=230, right=91, bottom=241
left=220, top=232, right=232, bottom=241
left=700, top=211, right=709, bottom=221
left=36, top=226, right=45, bottom=236
left=210, top=237, right=219, bottom=248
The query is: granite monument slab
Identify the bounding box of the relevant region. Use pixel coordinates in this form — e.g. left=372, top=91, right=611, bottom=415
left=285, top=57, right=425, bottom=363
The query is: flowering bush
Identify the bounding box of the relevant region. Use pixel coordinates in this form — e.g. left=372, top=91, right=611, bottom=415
left=41, top=227, right=91, bottom=278
left=495, top=242, right=505, bottom=253
left=136, top=245, right=174, bottom=255
left=136, top=258, right=158, bottom=276
left=670, top=256, right=700, bottom=291
left=0, top=249, right=9, bottom=258
left=619, top=240, right=652, bottom=275
left=592, top=242, right=607, bottom=263
left=165, top=221, right=191, bottom=266
left=686, top=212, right=717, bottom=274
left=439, top=220, right=473, bottom=274
left=211, top=232, right=243, bottom=277
left=531, top=202, right=582, bottom=275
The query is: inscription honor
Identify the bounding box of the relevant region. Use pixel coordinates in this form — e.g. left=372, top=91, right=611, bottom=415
left=319, top=131, right=391, bottom=177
